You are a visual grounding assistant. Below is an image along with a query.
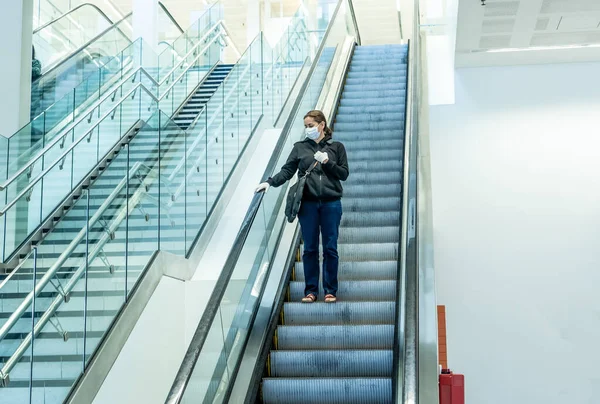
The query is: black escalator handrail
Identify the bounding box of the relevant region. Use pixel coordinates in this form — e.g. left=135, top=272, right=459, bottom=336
left=33, top=3, right=115, bottom=34
left=394, top=0, right=421, bottom=402
left=164, top=0, right=358, bottom=402
left=158, top=1, right=185, bottom=34
left=33, top=11, right=133, bottom=85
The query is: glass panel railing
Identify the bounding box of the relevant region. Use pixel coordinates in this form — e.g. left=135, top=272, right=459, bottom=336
left=158, top=1, right=185, bottom=46
left=0, top=27, right=228, bottom=261
left=32, top=3, right=132, bottom=75
left=2, top=4, right=226, bottom=212
left=16, top=2, right=222, bottom=184
left=33, top=0, right=63, bottom=29
left=166, top=0, right=354, bottom=401
left=31, top=14, right=133, bottom=120
left=0, top=8, right=312, bottom=401
left=157, top=3, right=223, bottom=83
left=0, top=84, right=159, bottom=259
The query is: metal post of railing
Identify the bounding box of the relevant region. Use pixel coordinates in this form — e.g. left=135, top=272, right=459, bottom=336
left=83, top=189, right=90, bottom=365
left=125, top=143, right=130, bottom=301
left=28, top=246, right=38, bottom=400
left=157, top=113, right=162, bottom=252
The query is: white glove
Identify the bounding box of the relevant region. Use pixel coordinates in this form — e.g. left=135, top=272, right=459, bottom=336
left=255, top=182, right=270, bottom=193
left=314, top=151, right=329, bottom=164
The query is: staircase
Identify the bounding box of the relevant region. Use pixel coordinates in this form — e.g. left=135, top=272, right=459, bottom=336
left=260, top=44, right=408, bottom=404
left=173, top=64, right=234, bottom=130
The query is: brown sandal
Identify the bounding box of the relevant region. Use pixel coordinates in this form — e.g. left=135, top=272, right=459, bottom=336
left=324, top=294, right=337, bottom=303
left=302, top=293, right=317, bottom=303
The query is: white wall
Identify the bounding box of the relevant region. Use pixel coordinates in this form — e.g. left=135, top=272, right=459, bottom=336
left=430, top=62, right=600, bottom=404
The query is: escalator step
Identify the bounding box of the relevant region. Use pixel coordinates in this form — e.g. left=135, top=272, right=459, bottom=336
left=343, top=148, right=403, bottom=161
left=338, top=227, right=400, bottom=243
left=340, top=97, right=405, bottom=107
left=343, top=183, right=401, bottom=198
left=277, top=325, right=394, bottom=350
left=341, top=90, right=405, bottom=100
left=300, top=243, right=398, bottom=261
left=339, top=159, right=403, bottom=173
left=335, top=132, right=403, bottom=144
left=295, top=261, right=397, bottom=281
left=340, top=212, right=401, bottom=227
left=282, top=302, right=395, bottom=325
left=343, top=171, right=402, bottom=185
left=288, top=281, right=396, bottom=302
left=261, top=377, right=392, bottom=404
left=336, top=111, right=405, bottom=123
left=269, top=350, right=392, bottom=377
left=337, top=104, right=403, bottom=114
left=343, top=138, right=404, bottom=151
left=339, top=196, right=401, bottom=213
left=335, top=121, right=403, bottom=131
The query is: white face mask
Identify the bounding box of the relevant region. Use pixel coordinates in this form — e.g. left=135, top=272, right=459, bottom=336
left=305, top=126, right=320, bottom=140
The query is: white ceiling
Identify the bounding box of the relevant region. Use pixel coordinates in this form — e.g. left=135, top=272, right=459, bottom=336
left=456, top=0, right=600, bottom=67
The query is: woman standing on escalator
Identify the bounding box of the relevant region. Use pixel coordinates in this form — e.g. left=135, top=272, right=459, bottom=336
left=256, top=110, right=349, bottom=303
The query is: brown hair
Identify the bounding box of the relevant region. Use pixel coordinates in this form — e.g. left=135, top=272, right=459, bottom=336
left=304, top=110, right=333, bottom=137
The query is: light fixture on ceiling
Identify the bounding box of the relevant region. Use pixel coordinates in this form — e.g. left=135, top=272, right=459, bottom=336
left=476, top=43, right=600, bottom=53
left=481, top=0, right=486, bottom=5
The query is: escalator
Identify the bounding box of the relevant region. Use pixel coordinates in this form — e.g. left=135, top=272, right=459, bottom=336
left=161, top=0, right=436, bottom=401
left=260, top=44, right=408, bottom=403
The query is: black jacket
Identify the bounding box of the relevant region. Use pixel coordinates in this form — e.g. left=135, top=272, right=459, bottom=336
left=267, top=135, right=349, bottom=201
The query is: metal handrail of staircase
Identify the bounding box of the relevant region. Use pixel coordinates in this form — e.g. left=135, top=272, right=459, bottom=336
left=216, top=19, right=243, bottom=59
left=165, top=1, right=358, bottom=401
left=158, top=1, right=185, bottom=34
left=0, top=21, right=226, bottom=194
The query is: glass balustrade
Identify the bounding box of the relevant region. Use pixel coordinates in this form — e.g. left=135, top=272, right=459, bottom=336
left=0, top=8, right=312, bottom=402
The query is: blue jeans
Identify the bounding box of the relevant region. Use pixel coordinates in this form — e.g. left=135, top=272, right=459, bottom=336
left=298, top=199, right=342, bottom=297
